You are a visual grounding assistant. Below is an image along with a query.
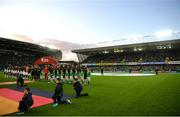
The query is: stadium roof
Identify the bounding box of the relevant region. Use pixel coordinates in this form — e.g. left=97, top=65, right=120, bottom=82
left=72, top=39, right=180, bottom=54
left=72, top=31, right=180, bottom=52
left=0, top=37, right=62, bottom=58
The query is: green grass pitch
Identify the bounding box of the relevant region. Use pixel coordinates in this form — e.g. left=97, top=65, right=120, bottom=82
left=0, top=72, right=180, bottom=116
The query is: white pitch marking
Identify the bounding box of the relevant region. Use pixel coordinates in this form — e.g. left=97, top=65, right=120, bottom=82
left=92, top=73, right=155, bottom=76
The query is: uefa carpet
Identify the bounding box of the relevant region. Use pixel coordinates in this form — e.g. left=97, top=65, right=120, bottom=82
left=12, top=87, right=74, bottom=99
left=0, top=88, right=53, bottom=115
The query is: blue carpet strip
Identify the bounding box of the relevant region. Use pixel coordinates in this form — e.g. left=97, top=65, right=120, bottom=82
left=12, top=87, right=75, bottom=100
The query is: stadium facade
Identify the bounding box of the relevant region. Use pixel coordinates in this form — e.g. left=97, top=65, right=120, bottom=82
left=0, top=37, right=62, bottom=69
left=72, top=37, right=180, bottom=72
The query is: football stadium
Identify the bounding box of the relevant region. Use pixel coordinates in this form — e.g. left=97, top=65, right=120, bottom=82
left=1, top=33, right=180, bottom=116
left=0, top=0, right=180, bottom=116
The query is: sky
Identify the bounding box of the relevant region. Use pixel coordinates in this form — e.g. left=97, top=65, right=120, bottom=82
left=0, top=0, right=180, bottom=44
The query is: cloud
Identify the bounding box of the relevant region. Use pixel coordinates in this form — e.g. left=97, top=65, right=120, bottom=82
left=0, top=5, right=103, bottom=44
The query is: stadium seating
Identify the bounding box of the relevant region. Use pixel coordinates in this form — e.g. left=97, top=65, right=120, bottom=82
left=83, top=50, right=180, bottom=63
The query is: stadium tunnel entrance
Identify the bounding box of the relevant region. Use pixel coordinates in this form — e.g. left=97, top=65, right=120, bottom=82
left=34, top=56, right=58, bottom=66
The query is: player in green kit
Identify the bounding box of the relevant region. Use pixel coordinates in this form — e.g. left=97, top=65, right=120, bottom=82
left=69, top=65, right=74, bottom=84
left=66, top=66, right=71, bottom=84
left=83, top=66, right=88, bottom=85
left=72, top=65, right=76, bottom=79
left=58, top=65, right=62, bottom=79
left=80, top=70, right=84, bottom=83
left=87, top=68, right=91, bottom=85
left=62, top=65, right=66, bottom=83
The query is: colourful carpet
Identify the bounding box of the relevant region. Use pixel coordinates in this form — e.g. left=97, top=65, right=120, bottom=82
left=0, top=96, right=18, bottom=115
left=13, top=87, right=74, bottom=99
left=0, top=88, right=53, bottom=115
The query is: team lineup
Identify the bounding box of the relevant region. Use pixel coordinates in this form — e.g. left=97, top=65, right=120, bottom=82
left=0, top=0, right=180, bottom=116
left=4, top=65, right=92, bottom=84
left=3, top=64, right=91, bottom=115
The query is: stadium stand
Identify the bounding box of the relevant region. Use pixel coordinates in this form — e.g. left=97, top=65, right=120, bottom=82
left=72, top=39, right=180, bottom=72
left=0, top=37, right=62, bottom=70
left=82, top=49, right=180, bottom=63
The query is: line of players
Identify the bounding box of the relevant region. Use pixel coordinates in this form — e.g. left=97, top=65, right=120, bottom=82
left=42, top=65, right=91, bottom=85
left=4, top=67, right=31, bottom=79
left=4, top=64, right=92, bottom=85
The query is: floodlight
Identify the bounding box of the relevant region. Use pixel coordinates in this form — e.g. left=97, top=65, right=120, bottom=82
left=103, top=50, right=109, bottom=54
left=114, top=48, right=120, bottom=53
left=134, top=48, right=137, bottom=51
left=120, top=49, right=124, bottom=52
left=138, top=48, right=143, bottom=51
